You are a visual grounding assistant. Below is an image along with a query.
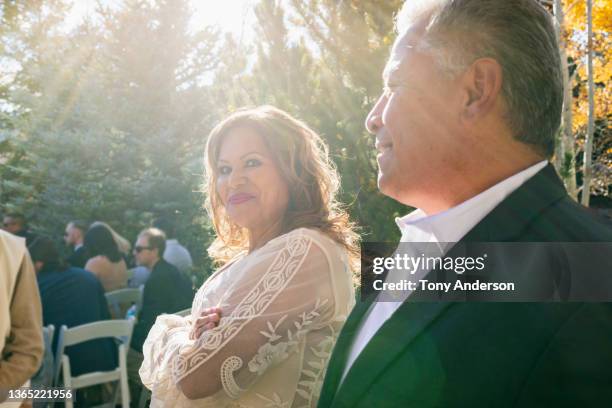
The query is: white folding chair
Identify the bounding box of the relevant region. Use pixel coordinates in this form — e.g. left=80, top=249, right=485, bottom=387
left=105, top=288, right=143, bottom=319
left=54, top=320, right=134, bottom=408
left=42, top=324, right=55, bottom=384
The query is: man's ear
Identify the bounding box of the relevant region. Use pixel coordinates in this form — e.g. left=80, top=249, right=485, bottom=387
left=460, top=58, right=503, bottom=122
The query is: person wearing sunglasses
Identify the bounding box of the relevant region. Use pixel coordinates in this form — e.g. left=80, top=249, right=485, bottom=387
left=128, top=227, right=193, bottom=405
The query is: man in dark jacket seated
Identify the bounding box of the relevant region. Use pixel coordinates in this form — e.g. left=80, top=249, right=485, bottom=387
left=128, top=227, right=193, bottom=404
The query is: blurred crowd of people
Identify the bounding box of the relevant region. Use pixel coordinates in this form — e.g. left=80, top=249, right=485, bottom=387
left=0, top=214, right=195, bottom=407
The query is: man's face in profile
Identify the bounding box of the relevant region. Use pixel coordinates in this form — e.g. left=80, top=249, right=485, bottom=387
left=366, top=19, right=464, bottom=207
left=64, top=223, right=78, bottom=246
left=2, top=216, right=22, bottom=234
left=134, top=235, right=157, bottom=269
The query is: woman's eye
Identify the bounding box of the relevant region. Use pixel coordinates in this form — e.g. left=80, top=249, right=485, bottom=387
left=218, top=165, right=231, bottom=175
left=245, top=158, right=261, bottom=168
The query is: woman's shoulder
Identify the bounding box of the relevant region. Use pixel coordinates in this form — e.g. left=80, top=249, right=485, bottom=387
left=86, top=255, right=107, bottom=267
left=115, top=257, right=128, bottom=271
left=268, top=227, right=327, bottom=244
left=267, top=227, right=346, bottom=258
left=86, top=255, right=126, bottom=270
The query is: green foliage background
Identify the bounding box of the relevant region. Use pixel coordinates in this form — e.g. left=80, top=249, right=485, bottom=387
left=2, top=1, right=607, bottom=281
left=0, top=0, right=406, bottom=281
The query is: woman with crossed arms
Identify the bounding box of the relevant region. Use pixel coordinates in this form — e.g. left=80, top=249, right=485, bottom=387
left=139, top=106, right=358, bottom=407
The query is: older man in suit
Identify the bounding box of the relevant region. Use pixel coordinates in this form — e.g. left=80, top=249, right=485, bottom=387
left=319, top=1, right=612, bottom=407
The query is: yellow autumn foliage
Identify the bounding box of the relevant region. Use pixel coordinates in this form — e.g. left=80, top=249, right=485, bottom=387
left=563, top=0, right=612, bottom=133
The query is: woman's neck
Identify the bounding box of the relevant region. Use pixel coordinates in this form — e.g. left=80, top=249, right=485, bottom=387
left=247, top=220, right=284, bottom=253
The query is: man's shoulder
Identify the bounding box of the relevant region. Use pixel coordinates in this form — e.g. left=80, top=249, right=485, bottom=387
left=155, top=258, right=180, bottom=273
left=0, top=230, right=27, bottom=273
left=68, top=246, right=88, bottom=263
left=148, top=259, right=191, bottom=295
left=41, top=267, right=103, bottom=293
left=472, top=164, right=612, bottom=242
left=0, top=229, right=26, bottom=250
left=74, top=245, right=87, bottom=254
left=63, top=267, right=102, bottom=285
left=522, top=195, right=612, bottom=241
left=150, top=259, right=182, bottom=282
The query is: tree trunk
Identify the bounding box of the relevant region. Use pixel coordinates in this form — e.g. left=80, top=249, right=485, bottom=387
left=553, top=0, right=578, bottom=199
left=581, top=0, right=595, bottom=206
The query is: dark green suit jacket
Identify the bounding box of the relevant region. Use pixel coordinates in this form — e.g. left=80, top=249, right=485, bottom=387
left=319, top=164, right=612, bottom=408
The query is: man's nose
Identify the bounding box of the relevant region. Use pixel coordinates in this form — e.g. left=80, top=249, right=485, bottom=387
left=365, top=95, right=386, bottom=135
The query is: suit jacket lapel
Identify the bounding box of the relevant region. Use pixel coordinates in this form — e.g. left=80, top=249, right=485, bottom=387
left=319, top=293, right=376, bottom=407
left=331, top=300, right=452, bottom=407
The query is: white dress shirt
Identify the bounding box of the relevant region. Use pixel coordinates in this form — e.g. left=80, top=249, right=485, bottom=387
left=340, top=160, right=548, bottom=383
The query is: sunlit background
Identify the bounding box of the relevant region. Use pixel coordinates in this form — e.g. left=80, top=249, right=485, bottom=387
left=68, top=0, right=259, bottom=40
left=0, top=0, right=609, bottom=279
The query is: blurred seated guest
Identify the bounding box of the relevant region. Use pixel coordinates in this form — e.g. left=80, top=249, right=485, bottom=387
left=153, top=216, right=194, bottom=274
left=127, top=266, right=151, bottom=289
left=2, top=213, right=38, bottom=247
left=90, top=221, right=132, bottom=257
left=128, top=228, right=193, bottom=403
left=139, top=106, right=357, bottom=407
left=64, top=220, right=88, bottom=268
left=84, top=223, right=128, bottom=292
left=29, top=237, right=117, bottom=405
left=0, top=230, right=43, bottom=406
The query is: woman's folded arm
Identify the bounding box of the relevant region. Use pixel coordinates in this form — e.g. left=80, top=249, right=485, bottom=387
left=150, top=230, right=339, bottom=400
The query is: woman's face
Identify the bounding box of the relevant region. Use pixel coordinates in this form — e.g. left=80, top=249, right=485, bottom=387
left=215, top=126, right=290, bottom=232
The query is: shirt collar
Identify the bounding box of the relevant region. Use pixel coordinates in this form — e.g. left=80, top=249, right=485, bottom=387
left=396, top=160, right=548, bottom=243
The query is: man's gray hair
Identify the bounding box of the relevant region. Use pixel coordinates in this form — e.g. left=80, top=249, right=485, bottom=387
left=396, top=0, right=563, bottom=157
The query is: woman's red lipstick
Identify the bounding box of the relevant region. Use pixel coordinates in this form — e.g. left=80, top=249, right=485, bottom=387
left=228, top=193, right=255, bottom=205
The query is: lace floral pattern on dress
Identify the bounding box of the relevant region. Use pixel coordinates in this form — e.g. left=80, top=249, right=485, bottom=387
left=139, top=228, right=355, bottom=408
left=172, top=234, right=311, bottom=382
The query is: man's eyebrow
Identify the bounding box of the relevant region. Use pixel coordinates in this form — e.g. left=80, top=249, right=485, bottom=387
left=383, top=42, right=418, bottom=85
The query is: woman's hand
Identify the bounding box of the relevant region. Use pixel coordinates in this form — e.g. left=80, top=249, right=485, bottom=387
left=189, top=307, right=222, bottom=340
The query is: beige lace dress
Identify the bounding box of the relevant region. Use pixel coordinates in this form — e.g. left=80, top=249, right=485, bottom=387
left=139, top=228, right=355, bottom=407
